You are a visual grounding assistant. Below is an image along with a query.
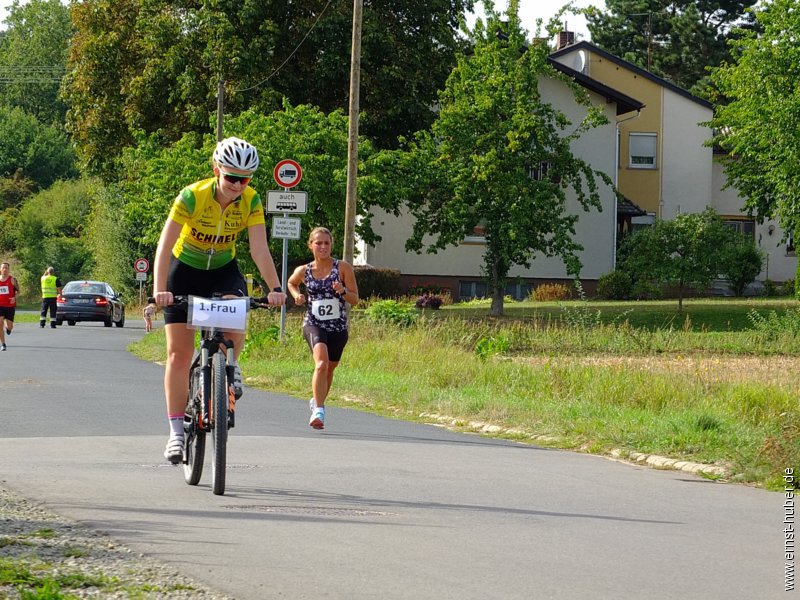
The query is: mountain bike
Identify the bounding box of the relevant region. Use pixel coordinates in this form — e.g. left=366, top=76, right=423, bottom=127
left=151, top=293, right=273, bottom=495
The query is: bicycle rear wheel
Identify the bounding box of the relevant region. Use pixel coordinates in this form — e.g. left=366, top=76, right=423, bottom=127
left=211, top=351, right=228, bottom=495
left=183, top=363, right=208, bottom=486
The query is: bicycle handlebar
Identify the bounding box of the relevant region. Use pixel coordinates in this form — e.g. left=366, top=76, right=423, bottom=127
left=146, top=294, right=276, bottom=309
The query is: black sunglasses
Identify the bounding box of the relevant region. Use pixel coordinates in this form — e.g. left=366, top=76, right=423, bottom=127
left=220, top=171, right=252, bottom=185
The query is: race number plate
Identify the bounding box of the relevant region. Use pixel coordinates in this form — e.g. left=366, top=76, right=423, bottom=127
left=311, top=298, right=341, bottom=321
left=188, top=296, right=249, bottom=332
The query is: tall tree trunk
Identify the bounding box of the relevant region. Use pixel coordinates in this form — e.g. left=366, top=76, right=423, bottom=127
left=490, top=287, right=504, bottom=316
left=488, top=253, right=505, bottom=317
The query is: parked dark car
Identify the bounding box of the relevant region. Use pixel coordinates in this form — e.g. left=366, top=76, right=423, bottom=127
left=56, top=280, right=125, bottom=327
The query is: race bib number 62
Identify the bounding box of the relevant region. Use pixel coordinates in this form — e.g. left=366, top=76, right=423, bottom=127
left=311, top=298, right=341, bottom=321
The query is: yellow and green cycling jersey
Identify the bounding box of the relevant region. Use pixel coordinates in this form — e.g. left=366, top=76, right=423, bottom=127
left=169, top=178, right=266, bottom=270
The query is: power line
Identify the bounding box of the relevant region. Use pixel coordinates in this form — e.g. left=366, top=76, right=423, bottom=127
left=0, top=65, right=65, bottom=84
left=231, top=0, right=335, bottom=94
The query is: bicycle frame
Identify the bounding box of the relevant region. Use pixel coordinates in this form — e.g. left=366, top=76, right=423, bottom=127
left=189, top=327, right=236, bottom=433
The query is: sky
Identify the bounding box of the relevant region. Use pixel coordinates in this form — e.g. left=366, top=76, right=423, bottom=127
left=472, top=1, right=607, bottom=40
left=0, top=1, right=607, bottom=40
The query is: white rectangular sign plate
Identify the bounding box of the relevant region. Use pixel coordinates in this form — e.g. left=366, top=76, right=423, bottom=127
left=271, top=217, right=302, bottom=240
left=266, top=190, right=307, bottom=214
left=188, top=296, right=249, bottom=332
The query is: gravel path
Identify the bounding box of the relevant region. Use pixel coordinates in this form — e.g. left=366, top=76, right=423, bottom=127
left=0, top=483, right=233, bottom=599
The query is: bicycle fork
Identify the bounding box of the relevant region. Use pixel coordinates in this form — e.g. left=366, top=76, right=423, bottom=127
left=224, top=342, right=236, bottom=429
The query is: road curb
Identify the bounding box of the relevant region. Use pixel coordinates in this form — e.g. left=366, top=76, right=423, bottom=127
left=417, top=411, right=728, bottom=479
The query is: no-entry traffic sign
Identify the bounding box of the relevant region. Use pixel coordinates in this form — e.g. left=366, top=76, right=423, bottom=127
left=134, top=258, right=150, bottom=273
left=273, top=159, right=303, bottom=188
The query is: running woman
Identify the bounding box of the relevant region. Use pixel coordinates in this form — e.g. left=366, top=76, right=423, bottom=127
left=287, top=227, right=359, bottom=429
left=0, top=262, right=19, bottom=351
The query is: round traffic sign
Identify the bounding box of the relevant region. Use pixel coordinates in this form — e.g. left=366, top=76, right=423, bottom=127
left=134, top=258, right=150, bottom=273
left=273, top=159, right=302, bottom=188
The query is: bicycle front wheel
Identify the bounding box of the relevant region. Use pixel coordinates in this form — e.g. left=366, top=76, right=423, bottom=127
left=211, top=351, right=228, bottom=495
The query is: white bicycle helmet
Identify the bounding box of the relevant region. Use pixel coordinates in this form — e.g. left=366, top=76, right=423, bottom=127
left=213, top=137, right=260, bottom=172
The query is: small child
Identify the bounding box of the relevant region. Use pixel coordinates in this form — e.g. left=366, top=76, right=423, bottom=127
left=143, top=302, right=157, bottom=333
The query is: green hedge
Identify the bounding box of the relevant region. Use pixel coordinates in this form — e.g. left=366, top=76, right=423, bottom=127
left=354, top=266, right=401, bottom=298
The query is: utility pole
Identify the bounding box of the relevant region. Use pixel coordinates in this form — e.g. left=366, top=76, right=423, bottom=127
left=343, top=0, right=363, bottom=264
left=216, top=78, right=225, bottom=141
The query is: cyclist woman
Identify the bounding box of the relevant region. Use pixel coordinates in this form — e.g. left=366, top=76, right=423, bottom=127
left=153, top=137, right=286, bottom=462
left=287, top=227, right=359, bottom=429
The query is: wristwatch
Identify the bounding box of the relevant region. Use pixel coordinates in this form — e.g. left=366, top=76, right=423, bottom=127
left=272, top=287, right=283, bottom=293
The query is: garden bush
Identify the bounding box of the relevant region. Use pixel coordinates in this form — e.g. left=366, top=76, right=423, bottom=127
left=364, top=299, right=418, bottom=326
left=596, top=271, right=632, bottom=300
left=530, top=282, right=571, bottom=302
left=632, top=280, right=663, bottom=300
left=354, top=266, right=401, bottom=298
left=415, top=294, right=443, bottom=309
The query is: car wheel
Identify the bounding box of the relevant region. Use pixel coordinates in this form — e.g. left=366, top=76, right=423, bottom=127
left=104, top=316, right=112, bottom=327
left=115, top=310, right=125, bottom=328
left=67, top=320, right=76, bottom=326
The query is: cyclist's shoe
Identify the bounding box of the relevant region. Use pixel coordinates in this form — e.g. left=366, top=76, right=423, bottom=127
left=50, top=322, right=56, bottom=329
left=1, top=343, right=6, bottom=351
left=232, top=365, right=244, bottom=399
left=309, top=407, right=325, bottom=430
left=4, top=327, right=10, bottom=335
left=164, top=435, right=184, bottom=464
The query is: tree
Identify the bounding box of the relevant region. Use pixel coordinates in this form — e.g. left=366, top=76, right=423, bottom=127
left=708, top=0, right=800, bottom=287
left=0, top=169, right=36, bottom=210
left=271, top=0, right=475, bottom=149
left=720, top=239, right=763, bottom=296
left=84, top=182, right=135, bottom=297
left=63, top=0, right=474, bottom=176
left=584, top=0, right=758, bottom=96
left=619, top=209, right=737, bottom=310
left=11, top=179, right=96, bottom=290
left=376, top=1, right=612, bottom=316
left=0, top=0, right=72, bottom=124
left=0, top=105, right=77, bottom=189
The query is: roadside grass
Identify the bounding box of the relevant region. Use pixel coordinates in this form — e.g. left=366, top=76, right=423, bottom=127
left=130, top=299, right=800, bottom=491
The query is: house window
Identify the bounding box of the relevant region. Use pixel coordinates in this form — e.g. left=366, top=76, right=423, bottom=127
left=459, top=281, right=487, bottom=300
left=505, top=281, right=533, bottom=300
left=463, top=222, right=487, bottom=244
left=722, top=219, right=755, bottom=241
left=629, top=133, right=657, bottom=169
left=529, top=161, right=551, bottom=181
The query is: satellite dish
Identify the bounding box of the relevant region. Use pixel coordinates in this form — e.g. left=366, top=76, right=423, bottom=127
left=574, top=50, right=587, bottom=74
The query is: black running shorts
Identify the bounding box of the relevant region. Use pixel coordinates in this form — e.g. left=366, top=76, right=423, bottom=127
left=302, top=324, right=349, bottom=362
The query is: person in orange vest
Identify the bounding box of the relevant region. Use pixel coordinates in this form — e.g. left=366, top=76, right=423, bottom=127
left=40, top=266, right=62, bottom=329
left=0, top=261, right=19, bottom=350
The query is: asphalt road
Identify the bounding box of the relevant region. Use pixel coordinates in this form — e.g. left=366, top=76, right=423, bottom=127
left=0, top=320, right=784, bottom=599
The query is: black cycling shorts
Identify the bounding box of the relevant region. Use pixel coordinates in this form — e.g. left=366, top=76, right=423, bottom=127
left=0, top=306, right=15, bottom=321
left=303, top=324, right=349, bottom=362
left=163, top=256, right=247, bottom=325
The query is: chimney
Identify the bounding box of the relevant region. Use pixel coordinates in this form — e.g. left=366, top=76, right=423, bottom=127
left=557, top=30, right=575, bottom=50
